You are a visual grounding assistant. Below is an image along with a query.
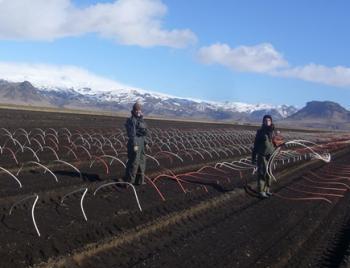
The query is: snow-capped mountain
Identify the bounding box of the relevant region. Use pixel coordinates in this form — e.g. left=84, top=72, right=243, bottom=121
left=0, top=79, right=298, bottom=121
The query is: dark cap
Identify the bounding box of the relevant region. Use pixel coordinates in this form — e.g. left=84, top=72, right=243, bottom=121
left=132, top=102, right=142, bottom=111
left=262, top=114, right=273, bottom=123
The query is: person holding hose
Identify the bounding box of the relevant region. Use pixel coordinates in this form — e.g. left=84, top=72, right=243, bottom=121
left=251, top=115, right=277, bottom=198
left=124, top=102, right=149, bottom=185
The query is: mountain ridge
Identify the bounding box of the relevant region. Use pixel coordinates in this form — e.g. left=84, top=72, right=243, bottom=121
left=282, top=100, right=350, bottom=130
left=0, top=79, right=298, bottom=122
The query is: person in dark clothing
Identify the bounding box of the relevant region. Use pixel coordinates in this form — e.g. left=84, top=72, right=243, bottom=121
left=124, top=102, right=149, bottom=185
left=251, top=115, right=277, bottom=198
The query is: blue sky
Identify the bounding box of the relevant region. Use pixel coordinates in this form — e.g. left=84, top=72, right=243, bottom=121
left=0, top=0, right=350, bottom=108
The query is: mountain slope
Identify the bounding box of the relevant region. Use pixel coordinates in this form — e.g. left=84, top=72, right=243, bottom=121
left=287, top=101, right=350, bottom=122
left=0, top=80, right=51, bottom=105
left=0, top=79, right=297, bottom=122
left=282, top=101, right=350, bottom=130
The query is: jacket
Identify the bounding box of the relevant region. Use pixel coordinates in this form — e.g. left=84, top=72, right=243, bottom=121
left=125, top=115, right=148, bottom=146
left=252, top=127, right=276, bottom=160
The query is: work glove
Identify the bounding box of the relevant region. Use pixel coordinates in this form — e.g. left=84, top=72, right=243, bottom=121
left=251, top=150, right=257, bottom=165
left=133, top=145, right=139, bottom=152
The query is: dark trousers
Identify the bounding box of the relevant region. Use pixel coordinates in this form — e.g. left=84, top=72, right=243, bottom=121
left=125, top=142, right=146, bottom=184
left=257, top=154, right=272, bottom=192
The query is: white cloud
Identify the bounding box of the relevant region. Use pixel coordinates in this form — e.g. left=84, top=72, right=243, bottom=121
left=275, top=64, right=350, bottom=87
left=0, top=61, right=204, bottom=102
left=198, top=42, right=350, bottom=88
left=0, top=61, right=138, bottom=93
left=0, top=0, right=197, bottom=48
left=197, top=43, right=288, bottom=73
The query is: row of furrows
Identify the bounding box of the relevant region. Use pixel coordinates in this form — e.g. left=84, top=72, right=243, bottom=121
left=0, top=153, right=250, bottom=203
left=0, top=127, right=344, bottom=267
left=47, top=152, right=342, bottom=268
left=339, top=220, right=350, bottom=267
left=1, top=148, right=312, bottom=226
left=2, top=158, right=251, bottom=268
left=276, top=154, right=350, bottom=268
left=315, top=193, right=350, bottom=268
left=283, top=192, right=350, bottom=268
left=8, top=167, right=251, bottom=267
left=1, top=144, right=313, bottom=218
left=3, top=145, right=340, bottom=268
left=68, top=147, right=350, bottom=268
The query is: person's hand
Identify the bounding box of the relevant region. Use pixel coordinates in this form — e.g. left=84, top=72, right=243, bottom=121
left=133, top=145, right=139, bottom=152
left=145, top=144, right=150, bottom=151
left=252, top=158, right=257, bottom=165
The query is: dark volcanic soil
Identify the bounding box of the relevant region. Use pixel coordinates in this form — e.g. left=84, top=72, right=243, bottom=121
left=74, top=151, right=350, bottom=268
left=0, top=108, right=348, bottom=268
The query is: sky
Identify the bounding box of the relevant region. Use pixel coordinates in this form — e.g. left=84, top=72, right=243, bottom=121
left=0, top=0, right=350, bottom=108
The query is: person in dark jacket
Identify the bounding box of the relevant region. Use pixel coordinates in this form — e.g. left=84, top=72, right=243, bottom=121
left=124, top=102, right=149, bottom=185
left=251, top=115, right=277, bottom=198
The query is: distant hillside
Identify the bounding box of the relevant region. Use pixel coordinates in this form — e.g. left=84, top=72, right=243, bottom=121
left=0, top=79, right=298, bottom=122
left=0, top=80, right=51, bottom=106
left=281, top=101, right=350, bottom=130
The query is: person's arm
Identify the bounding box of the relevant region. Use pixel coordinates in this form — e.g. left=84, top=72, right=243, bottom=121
left=126, top=118, right=140, bottom=152
left=125, top=118, right=136, bottom=144
left=143, top=121, right=151, bottom=150
left=251, top=130, right=259, bottom=164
